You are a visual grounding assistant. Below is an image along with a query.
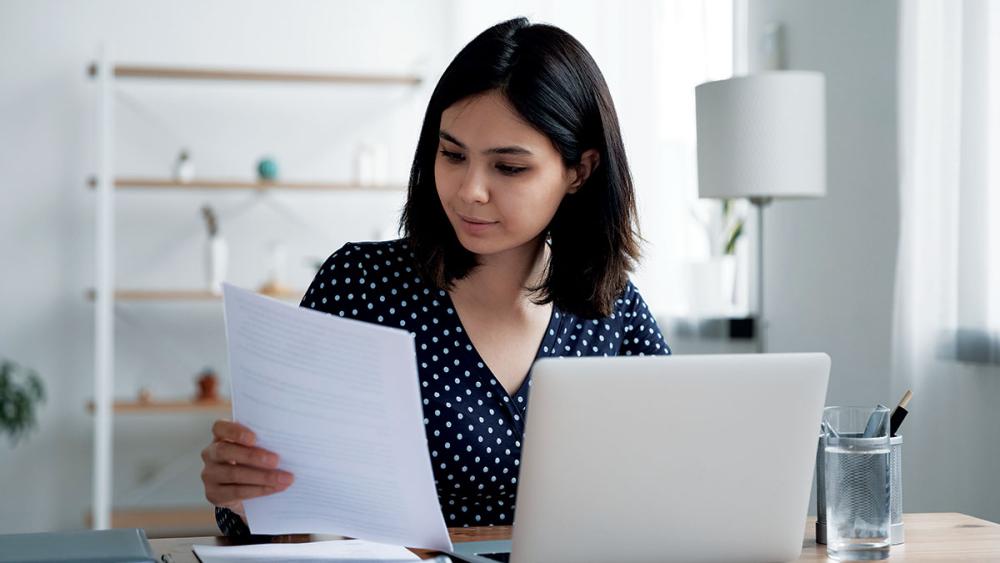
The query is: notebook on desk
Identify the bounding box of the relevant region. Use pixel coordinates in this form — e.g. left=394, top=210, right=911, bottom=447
left=0, top=528, right=155, bottom=563
left=445, top=353, right=831, bottom=563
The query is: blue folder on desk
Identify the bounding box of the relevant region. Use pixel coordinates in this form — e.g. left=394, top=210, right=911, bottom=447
left=0, top=528, right=155, bottom=563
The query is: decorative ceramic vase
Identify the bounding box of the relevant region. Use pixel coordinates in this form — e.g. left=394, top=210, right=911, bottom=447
left=267, top=242, right=287, bottom=287
left=686, top=255, right=737, bottom=317
left=256, top=156, right=279, bottom=181
left=174, top=149, right=194, bottom=184
left=196, top=368, right=218, bottom=402
left=353, top=143, right=387, bottom=187
left=206, top=235, right=228, bottom=295
left=173, top=149, right=195, bottom=183
left=258, top=242, right=292, bottom=297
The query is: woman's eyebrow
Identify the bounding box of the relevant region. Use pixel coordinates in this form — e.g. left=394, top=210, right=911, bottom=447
left=439, top=130, right=533, bottom=156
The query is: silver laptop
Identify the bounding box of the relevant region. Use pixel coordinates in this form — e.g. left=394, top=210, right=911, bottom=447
left=448, top=353, right=830, bottom=563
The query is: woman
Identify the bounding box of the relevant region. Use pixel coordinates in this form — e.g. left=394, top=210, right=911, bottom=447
left=202, top=16, right=670, bottom=534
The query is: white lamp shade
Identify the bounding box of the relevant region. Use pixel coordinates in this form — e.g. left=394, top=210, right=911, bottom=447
left=695, top=71, right=826, bottom=200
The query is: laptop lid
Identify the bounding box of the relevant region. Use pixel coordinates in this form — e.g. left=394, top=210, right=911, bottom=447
left=0, top=528, right=155, bottom=563
left=509, top=353, right=830, bottom=563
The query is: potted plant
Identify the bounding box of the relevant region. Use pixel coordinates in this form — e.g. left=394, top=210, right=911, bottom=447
left=202, top=205, right=228, bottom=295
left=0, top=358, right=45, bottom=445
left=687, top=199, right=747, bottom=316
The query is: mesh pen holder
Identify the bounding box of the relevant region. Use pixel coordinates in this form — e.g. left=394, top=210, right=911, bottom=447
left=889, top=435, right=903, bottom=544
left=816, top=434, right=903, bottom=545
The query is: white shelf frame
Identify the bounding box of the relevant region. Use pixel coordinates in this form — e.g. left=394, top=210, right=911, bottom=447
left=93, top=43, right=115, bottom=531
left=88, top=49, right=421, bottom=530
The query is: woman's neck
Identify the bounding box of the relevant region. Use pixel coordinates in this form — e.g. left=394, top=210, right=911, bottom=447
left=450, top=236, right=549, bottom=314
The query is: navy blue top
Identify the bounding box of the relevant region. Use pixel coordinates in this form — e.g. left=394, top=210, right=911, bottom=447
left=216, top=238, right=670, bottom=534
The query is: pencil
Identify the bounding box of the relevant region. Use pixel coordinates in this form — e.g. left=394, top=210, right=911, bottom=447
left=889, top=389, right=913, bottom=437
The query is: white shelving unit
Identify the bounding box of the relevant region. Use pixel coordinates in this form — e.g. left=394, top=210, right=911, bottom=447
left=87, top=47, right=420, bottom=530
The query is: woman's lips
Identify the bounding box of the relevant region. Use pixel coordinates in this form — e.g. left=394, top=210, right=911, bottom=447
left=457, top=213, right=498, bottom=234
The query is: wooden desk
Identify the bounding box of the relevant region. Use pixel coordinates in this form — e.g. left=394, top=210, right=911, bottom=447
left=153, top=512, right=1000, bottom=561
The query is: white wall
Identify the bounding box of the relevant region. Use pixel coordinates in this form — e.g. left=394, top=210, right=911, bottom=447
left=747, top=0, right=900, bottom=517
left=748, top=0, right=899, bottom=409
left=750, top=0, right=1000, bottom=524
left=0, top=0, right=718, bottom=534
left=9, top=0, right=983, bottom=535
left=0, top=0, right=449, bottom=533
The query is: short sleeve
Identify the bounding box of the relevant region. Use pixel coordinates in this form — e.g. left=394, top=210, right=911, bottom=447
left=618, top=282, right=671, bottom=356
left=215, top=506, right=250, bottom=536
left=300, top=243, right=370, bottom=321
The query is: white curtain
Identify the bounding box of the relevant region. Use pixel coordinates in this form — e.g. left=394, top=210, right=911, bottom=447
left=893, top=0, right=1000, bottom=519
left=450, top=0, right=741, bottom=318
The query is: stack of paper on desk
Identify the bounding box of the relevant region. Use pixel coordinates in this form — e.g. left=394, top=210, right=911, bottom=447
left=222, top=284, right=453, bottom=552
left=192, top=539, right=420, bottom=562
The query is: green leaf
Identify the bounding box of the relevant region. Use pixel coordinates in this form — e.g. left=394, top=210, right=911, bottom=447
left=724, top=220, right=745, bottom=255
left=0, top=357, right=45, bottom=445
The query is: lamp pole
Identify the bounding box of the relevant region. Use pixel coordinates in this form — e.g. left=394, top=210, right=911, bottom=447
left=751, top=196, right=772, bottom=353
left=695, top=72, right=826, bottom=355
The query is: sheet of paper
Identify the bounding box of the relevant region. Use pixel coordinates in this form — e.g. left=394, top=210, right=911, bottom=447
left=192, top=539, right=420, bottom=563
left=222, top=284, right=452, bottom=552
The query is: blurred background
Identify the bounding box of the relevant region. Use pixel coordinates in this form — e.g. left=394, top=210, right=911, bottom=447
left=1, top=0, right=997, bottom=536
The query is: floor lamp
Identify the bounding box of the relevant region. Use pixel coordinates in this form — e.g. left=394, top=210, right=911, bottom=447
left=695, top=72, right=827, bottom=353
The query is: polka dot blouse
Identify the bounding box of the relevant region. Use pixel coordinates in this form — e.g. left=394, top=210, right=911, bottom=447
left=216, top=238, right=670, bottom=534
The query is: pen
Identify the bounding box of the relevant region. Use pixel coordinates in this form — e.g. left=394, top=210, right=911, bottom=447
left=862, top=404, right=889, bottom=438
left=889, top=389, right=913, bottom=437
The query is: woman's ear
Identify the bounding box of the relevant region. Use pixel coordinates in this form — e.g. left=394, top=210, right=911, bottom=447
left=567, top=149, right=601, bottom=194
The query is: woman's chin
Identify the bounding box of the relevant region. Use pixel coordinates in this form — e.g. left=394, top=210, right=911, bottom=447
left=454, top=229, right=548, bottom=260
left=454, top=234, right=494, bottom=255
left=453, top=228, right=505, bottom=256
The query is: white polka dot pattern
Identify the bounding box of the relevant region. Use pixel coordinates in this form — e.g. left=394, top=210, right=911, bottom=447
left=216, top=239, right=670, bottom=534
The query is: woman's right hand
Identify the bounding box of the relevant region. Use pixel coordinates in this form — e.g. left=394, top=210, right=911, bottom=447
left=201, top=419, right=294, bottom=522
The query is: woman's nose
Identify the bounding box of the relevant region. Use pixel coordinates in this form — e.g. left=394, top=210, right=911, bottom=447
left=457, top=166, right=490, bottom=204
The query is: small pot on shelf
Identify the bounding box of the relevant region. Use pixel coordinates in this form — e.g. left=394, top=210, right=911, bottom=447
left=195, top=368, right=219, bottom=403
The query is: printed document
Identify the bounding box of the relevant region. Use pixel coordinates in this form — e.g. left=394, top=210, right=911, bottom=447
left=192, top=538, right=420, bottom=562
left=222, top=284, right=452, bottom=552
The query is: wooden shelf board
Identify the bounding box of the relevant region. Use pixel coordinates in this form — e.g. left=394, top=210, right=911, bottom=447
left=87, top=63, right=422, bottom=86
left=87, top=176, right=406, bottom=192
left=85, top=506, right=218, bottom=536
left=86, top=399, right=231, bottom=414
left=83, top=57, right=414, bottom=537
left=85, top=288, right=303, bottom=302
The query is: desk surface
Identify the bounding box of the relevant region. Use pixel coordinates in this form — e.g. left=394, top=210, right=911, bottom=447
left=153, top=512, right=1000, bottom=561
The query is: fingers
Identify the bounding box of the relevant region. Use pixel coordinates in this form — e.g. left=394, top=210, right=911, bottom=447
left=201, top=460, right=294, bottom=507
left=212, top=419, right=256, bottom=446
left=203, top=441, right=280, bottom=470
left=203, top=419, right=294, bottom=508
left=212, top=463, right=294, bottom=488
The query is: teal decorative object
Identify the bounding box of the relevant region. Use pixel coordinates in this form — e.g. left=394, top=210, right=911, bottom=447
left=256, top=157, right=279, bottom=181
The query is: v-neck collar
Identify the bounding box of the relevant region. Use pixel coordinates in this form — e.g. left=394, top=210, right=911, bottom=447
left=443, top=290, right=560, bottom=406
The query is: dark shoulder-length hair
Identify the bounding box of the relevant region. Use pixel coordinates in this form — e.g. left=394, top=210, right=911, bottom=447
left=401, top=17, right=641, bottom=319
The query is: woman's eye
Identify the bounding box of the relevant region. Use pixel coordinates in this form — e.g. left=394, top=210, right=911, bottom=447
left=496, top=164, right=527, bottom=176
left=439, top=149, right=464, bottom=162
left=439, top=149, right=525, bottom=176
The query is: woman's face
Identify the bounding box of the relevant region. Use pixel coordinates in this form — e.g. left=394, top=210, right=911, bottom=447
left=434, top=90, right=597, bottom=258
